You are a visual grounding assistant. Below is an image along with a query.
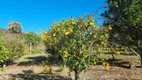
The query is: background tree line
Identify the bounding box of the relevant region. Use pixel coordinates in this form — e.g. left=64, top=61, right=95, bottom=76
left=0, top=21, right=43, bottom=66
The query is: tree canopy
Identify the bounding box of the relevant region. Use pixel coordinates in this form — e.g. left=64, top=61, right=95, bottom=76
left=24, top=32, right=41, bottom=46
left=102, top=0, right=142, bottom=66
left=8, top=21, right=22, bottom=34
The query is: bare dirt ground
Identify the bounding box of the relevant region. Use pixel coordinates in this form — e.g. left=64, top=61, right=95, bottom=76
left=0, top=53, right=142, bottom=80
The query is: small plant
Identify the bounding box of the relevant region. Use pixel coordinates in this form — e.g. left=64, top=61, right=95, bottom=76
left=58, top=65, right=64, bottom=72
left=0, top=67, right=5, bottom=72
left=0, top=65, right=6, bottom=72
left=42, top=60, right=52, bottom=74
left=42, top=66, right=48, bottom=74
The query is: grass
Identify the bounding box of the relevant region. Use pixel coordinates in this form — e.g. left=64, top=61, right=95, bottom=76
left=17, top=53, right=48, bottom=66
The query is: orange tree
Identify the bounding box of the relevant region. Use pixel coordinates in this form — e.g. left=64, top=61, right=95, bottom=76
left=43, top=16, right=110, bottom=80
left=102, top=0, right=142, bottom=67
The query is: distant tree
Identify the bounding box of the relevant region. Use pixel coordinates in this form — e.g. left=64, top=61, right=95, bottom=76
left=102, top=0, right=142, bottom=66
left=24, top=32, right=41, bottom=46
left=7, top=21, right=22, bottom=33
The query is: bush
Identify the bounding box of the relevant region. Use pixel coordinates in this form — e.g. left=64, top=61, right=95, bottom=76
left=2, top=33, right=27, bottom=62
left=0, top=36, right=9, bottom=66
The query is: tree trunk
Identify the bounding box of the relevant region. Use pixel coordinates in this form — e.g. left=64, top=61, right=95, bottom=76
left=30, top=42, right=32, bottom=54
left=140, top=55, right=142, bottom=67
left=137, top=47, right=142, bottom=68
left=130, top=47, right=142, bottom=68
left=141, top=58, right=142, bottom=67
left=74, top=70, right=80, bottom=80
left=111, top=53, right=115, bottom=60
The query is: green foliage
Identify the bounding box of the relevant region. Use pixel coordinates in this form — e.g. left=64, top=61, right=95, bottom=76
left=0, top=67, right=5, bottom=72
left=3, top=33, right=26, bottom=62
left=102, top=0, right=142, bottom=66
left=24, top=32, right=43, bottom=54
left=43, top=16, right=109, bottom=80
left=102, top=0, right=142, bottom=46
left=42, top=60, right=52, bottom=74
left=24, top=32, right=41, bottom=46
left=58, top=65, right=64, bottom=72
left=8, top=21, right=22, bottom=34
left=0, top=36, right=9, bottom=66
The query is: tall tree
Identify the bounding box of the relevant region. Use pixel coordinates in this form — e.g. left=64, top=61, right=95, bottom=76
left=102, top=0, right=142, bottom=66
left=8, top=21, right=22, bottom=34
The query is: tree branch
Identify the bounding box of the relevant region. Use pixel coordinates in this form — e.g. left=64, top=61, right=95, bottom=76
left=129, top=48, right=141, bottom=59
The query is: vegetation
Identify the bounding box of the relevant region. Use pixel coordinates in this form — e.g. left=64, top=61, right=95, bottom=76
left=24, top=32, right=44, bottom=54
left=7, top=21, right=22, bottom=34
left=102, top=0, right=142, bottom=66
left=0, top=0, right=142, bottom=80
left=42, top=16, right=111, bottom=80
left=2, top=33, right=26, bottom=63
left=0, top=36, right=9, bottom=67
left=24, top=32, right=41, bottom=46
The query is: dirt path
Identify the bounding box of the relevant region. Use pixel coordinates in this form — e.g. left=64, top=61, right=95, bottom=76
left=0, top=54, right=142, bottom=80
left=0, top=54, right=71, bottom=80
left=0, top=54, right=43, bottom=80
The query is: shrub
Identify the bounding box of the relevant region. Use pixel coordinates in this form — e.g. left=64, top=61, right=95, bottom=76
left=0, top=36, right=9, bottom=67
left=2, top=33, right=26, bottom=62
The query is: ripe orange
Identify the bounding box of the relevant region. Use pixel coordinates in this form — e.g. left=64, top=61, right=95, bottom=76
left=89, top=22, right=95, bottom=27
left=53, top=33, right=56, bottom=37
left=108, top=26, right=112, bottom=30
left=93, top=35, right=97, bottom=38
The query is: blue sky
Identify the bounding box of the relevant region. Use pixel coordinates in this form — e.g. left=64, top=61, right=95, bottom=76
left=0, top=0, right=106, bottom=34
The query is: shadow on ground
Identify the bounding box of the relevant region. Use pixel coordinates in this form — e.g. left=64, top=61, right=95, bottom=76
left=107, top=59, right=133, bottom=69
left=103, top=51, right=135, bottom=55
left=18, top=55, right=61, bottom=66
left=18, top=56, right=48, bottom=66
left=9, top=70, right=72, bottom=80
left=17, top=53, right=135, bottom=69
